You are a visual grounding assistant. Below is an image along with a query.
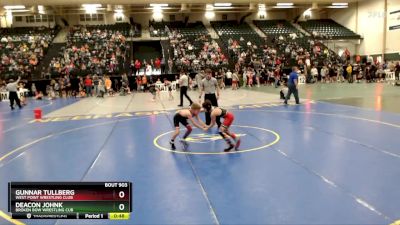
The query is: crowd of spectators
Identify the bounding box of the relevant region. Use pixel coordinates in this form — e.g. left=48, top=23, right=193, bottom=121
left=48, top=25, right=129, bottom=78
left=168, top=31, right=229, bottom=73
left=148, top=21, right=229, bottom=73
left=35, top=73, right=127, bottom=99
left=0, top=27, right=58, bottom=79
left=226, top=33, right=338, bottom=70
left=145, top=22, right=400, bottom=89
left=206, top=27, right=400, bottom=88
left=2, top=21, right=400, bottom=101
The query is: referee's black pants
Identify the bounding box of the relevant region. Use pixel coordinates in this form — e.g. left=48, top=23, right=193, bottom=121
left=284, top=84, right=299, bottom=104
left=9, top=92, right=21, bottom=109
left=179, top=86, right=193, bottom=106
left=204, top=93, right=219, bottom=125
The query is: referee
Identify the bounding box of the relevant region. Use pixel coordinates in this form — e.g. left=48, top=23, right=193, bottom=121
left=177, top=71, right=193, bottom=107
left=199, top=69, right=220, bottom=125
left=284, top=66, right=300, bottom=105
left=6, top=76, right=22, bottom=110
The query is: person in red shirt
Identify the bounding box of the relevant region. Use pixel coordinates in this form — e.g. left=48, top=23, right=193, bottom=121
left=134, top=60, right=141, bottom=75
left=275, top=58, right=281, bottom=66
left=355, top=55, right=361, bottom=63
left=154, top=58, right=161, bottom=70
left=84, top=75, right=93, bottom=97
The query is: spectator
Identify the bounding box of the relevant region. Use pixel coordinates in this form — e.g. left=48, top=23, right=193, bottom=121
left=154, top=58, right=161, bottom=71
left=395, top=62, right=400, bottom=80
left=194, top=71, right=204, bottom=90
left=31, top=83, right=37, bottom=96
left=97, top=79, right=105, bottom=98
left=310, top=65, right=318, bottom=81
left=93, top=74, right=99, bottom=96
left=242, top=69, right=248, bottom=88
left=376, top=66, right=385, bottom=82
left=168, top=58, right=173, bottom=74
left=232, top=71, right=239, bottom=90
left=105, top=76, right=114, bottom=96
left=226, top=69, right=232, bottom=86
left=84, top=75, right=93, bottom=97
left=321, top=65, right=328, bottom=83
left=346, top=64, right=353, bottom=83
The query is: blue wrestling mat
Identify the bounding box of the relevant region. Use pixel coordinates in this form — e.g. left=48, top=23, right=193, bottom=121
left=0, top=99, right=399, bottom=225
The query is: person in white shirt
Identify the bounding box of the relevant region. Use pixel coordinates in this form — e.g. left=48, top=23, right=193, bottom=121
left=336, top=65, right=345, bottom=82
left=145, top=63, right=152, bottom=75
left=320, top=66, right=328, bottom=83
left=226, top=70, right=232, bottom=86
left=305, top=58, right=311, bottom=68
left=310, top=66, right=318, bottom=81
left=195, top=72, right=204, bottom=91
left=232, top=72, right=239, bottom=90
left=242, top=71, right=248, bottom=87
left=178, top=71, right=193, bottom=107
left=6, top=76, right=22, bottom=110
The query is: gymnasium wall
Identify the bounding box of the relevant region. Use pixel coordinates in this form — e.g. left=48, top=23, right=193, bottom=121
left=358, top=0, right=386, bottom=56
left=386, top=0, right=400, bottom=55
left=11, top=19, right=56, bottom=27
left=329, top=4, right=357, bottom=34
left=330, top=0, right=400, bottom=57
left=9, top=10, right=292, bottom=28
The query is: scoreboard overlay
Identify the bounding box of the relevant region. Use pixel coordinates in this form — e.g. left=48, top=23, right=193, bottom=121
left=8, top=182, right=132, bottom=220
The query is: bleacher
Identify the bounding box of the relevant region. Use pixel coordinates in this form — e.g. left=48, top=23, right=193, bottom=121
left=149, top=21, right=212, bottom=72
left=149, top=21, right=208, bottom=37
left=211, top=21, right=265, bottom=63
left=299, top=19, right=361, bottom=39
left=254, top=20, right=300, bottom=36
left=69, top=22, right=140, bottom=42
left=211, top=21, right=260, bottom=37
left=0, top=27, right=58, bottom=37
left=0, top=26, right=59, bottom=79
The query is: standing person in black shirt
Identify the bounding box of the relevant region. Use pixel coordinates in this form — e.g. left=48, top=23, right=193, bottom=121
left=199, top=69, right=220, bottom=125
left=395, top=62, right=400, bottom=80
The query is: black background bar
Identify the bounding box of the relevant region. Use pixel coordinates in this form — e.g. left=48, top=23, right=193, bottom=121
left=12, top=213, right=109, bottom=219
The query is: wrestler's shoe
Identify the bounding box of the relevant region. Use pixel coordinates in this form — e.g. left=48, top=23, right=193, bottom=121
left=170, top=141, right=176, bottom=150
left=224, top=144, right=235, bottom=152
left=235, top=138, right=241, bottom=151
